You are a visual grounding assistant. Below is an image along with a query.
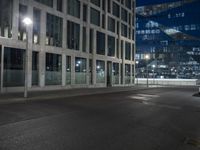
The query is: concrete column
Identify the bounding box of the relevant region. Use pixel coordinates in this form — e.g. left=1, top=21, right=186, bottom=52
left=92, top=31, right=96, bottom=85
left=39, top=10, right=46, bottom=87
left=12, top=0, right=19, bottom=40
left=71, top=56, right=75, bottom=85
left=0, top=46, right=4, bottom=93
left=62, top=54, right=66, bottom=87
left=27, top=3, right=34, bottom=88
left=122, top=41, right=126, bottom=85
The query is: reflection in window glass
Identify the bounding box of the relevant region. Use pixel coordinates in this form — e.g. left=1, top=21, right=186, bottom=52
left=32, top=51, right=39, bottom=86
left=113, top=63, right=119, bottom=84
left=18, top=4, right=27, bottom=41
left=4, top=47, right=24, bottom=87
left=45, top=53, right=62, bottom=85
left=125, top=64, right=131, bottom=84
left=0, top=0, right=13, bottom=38
left=96, top=60, right=105, bottom=83
left=75, top=57, right=87, bottom=84
left=66, top=56, right=71, bottom=85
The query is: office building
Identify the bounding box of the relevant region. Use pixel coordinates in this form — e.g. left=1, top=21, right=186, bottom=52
left=0, top=0, right=136, bottom=92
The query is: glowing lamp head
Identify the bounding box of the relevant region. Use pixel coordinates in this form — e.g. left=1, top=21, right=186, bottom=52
left=23, top=17, right=33, bottom=26
left=136, top=61, right=139, bottom=64
left=152, top=65, right=156, bottom=68
left=145, top=54, right=150, bottom=60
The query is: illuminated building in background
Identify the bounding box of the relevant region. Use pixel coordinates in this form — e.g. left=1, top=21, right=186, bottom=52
left=136, top=0, right=200, bottom=79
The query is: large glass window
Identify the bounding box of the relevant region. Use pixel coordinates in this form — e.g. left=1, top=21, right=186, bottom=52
left=96, top=60, right=105, bottom=83
left=121, top=23, right=128, bottom=37
left=18, top=4, right=27, bottom=41
left=96, top=31, right=105, bottom=55
left=125, top=64, right=131, bottom=84
left=121, top=8, right=128, bottom=22
left=33, top=8, right=41, bottom=44
left=57, top=0, right=63, bottom=12
left=113, top=63, right=119, bottom=84
left=67, top=0, right=80, bottom=18
left=66, top=56, right=71, bottom=85
left=45, top=53, right=62, bottom=85
left=90, top=8, right=100, bottom=26
left=108, top=17, right=115, bottom=33
left=32, top=51, right=39, bottom=86
left=67, top=21, right=80, bottom=50
left=113, top=2, right=120, bottom=18
left=34, top=0, right=53, bottom=7
left=46, top=13, right=63, bottom=47
left=125, top=0, right=132, bottom=9
left=3, top=47, right=24, bottom=87
left=83, top=4, right=88, bottom=22
left=125, top=42, right=131, bottom=60
left=75, top=57, right=87, bottom=84
left=0, top=0, right=13, bottom=38
left=108, top=36, right=115, bottom=57
left=82, top=27, right=87, bottom=52
left=89, top=29, right=94, bottom=53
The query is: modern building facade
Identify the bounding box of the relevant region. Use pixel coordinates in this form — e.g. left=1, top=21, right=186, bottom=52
left=0, top=0, right=136, bottom=92
left=136, top=0, right=200, bottom=79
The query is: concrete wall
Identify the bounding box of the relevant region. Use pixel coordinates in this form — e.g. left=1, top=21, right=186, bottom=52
left=136, top=78, right=200, bottom=86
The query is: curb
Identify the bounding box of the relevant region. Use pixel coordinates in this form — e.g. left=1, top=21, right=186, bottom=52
left=0, top=87, right=151, bottom=105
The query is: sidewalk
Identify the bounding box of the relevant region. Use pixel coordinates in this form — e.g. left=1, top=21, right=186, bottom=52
left=0, top=86, right=150, bottom=104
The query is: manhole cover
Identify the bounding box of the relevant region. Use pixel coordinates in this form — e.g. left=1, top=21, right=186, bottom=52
left=184, top=137, right=200, bottom=148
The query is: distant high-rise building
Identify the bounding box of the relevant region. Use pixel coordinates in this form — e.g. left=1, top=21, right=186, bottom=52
left=136, top=0, right=200, bottom=79
left=0, top=0, right=136, bottom=92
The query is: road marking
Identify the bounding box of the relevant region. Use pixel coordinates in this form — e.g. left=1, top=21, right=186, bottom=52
left=129, top=93, right=159, bottom=101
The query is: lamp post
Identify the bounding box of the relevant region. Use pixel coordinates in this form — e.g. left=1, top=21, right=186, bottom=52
left=145, top=54, right=150, bottom=87
left=22, top=17, right=33, bottom=98
left=136, top=61, right=139, bottom=85
left=152, top=64, right=156, bottom=85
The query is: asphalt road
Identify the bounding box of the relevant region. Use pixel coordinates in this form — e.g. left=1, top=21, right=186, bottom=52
left=0, top=87, right=200, bottom=150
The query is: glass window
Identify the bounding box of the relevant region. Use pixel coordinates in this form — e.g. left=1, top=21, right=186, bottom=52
left=125, top=64, right=131, bottom=84
left=82, top=27, right=87, bottom=52
left=67, top=21, right=80, bottom=50
left=90, top=29, right=94, bottom=53
left=32, top=51, right=39, bottom=86
left=107, top=0, right=111, bottom=13
left=67, top=0, right=80, bottom=18
left=125, top=0, right=131, bottom=9
left=113, top=2, right=120, bottom=17
left=108, top=17, right=115, bottom=33
left=113, top=63, right=119, bottom=84
left=121, top=8, right=127, bottom=22
left=33, top=8, right=41, bottom=44
left=66, top=56, right=71, bottom=85
left=45, top=53, right=62, bottom=85
left=18, top=4, right=27, bottom=41
left=91, top=0, right=100, bottom=7
left=75, top=57, right=87, bottom=84
left=90, top=8, right=100, bottom=26
left=83, top=4, right=87, bottom=22
left=96, top=60, right=105, bottom=83
left=121, top=23, right=128, bottom=37
left=3, top=47, right=24, bottom=87
left=34, top=0, right=53, bottom=7
left=46, top=13, right=63, bottom=47
left=108, top=36, right=115, bottom=57
left=0, top=0, right=13, bottom=38
left=89, top=59, right=93, bottom=84
left=132, top=44, right=135, bottom=61
left=57, top=0, right=63, bottom=12
left=96, top=31, right=105, bottom=55
left=125, top=42, right=131, bottom=60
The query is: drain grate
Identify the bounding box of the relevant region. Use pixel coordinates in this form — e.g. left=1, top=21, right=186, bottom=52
left=184, top=137, right=200, bottom=148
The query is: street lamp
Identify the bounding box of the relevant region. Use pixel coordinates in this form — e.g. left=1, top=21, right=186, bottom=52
left=136, top=61, right=139, bottom=85
left=152, top=64, right=156, bottom=85
left=145, top=54, right=150, bottom=87
left=23, top=17, right=33, bottom=98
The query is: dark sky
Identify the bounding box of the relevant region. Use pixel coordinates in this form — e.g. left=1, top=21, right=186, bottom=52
left=136, top=0, right=180, bottom=6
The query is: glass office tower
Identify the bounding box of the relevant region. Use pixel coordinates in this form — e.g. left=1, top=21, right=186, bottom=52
left=136, top=0, right=200, bottom=79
